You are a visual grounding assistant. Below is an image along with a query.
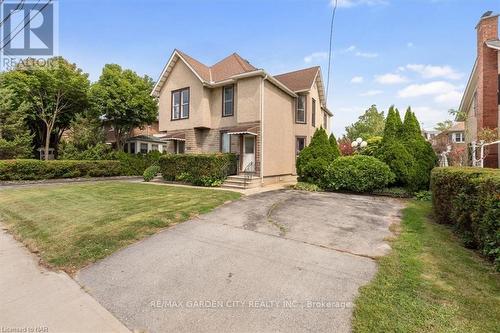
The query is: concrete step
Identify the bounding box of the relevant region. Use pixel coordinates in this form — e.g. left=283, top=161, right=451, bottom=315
left=222, top=176, right=261, bottom=189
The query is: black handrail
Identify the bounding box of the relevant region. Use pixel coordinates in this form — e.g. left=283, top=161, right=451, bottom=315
left=243, top=161, right=255, bottom=188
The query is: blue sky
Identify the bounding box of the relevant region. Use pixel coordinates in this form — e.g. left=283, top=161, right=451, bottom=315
left=58, top=0, right=500, bottom=136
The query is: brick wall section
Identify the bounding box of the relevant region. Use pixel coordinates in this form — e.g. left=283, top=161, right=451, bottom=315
left=476, top=15, right=499, bottom=167
left=168, top=121, right=261, bottom=174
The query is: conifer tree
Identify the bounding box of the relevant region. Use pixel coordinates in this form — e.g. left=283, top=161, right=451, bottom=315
left=329, top=133, right=341, bottom=158
left=296, top=128, right=337, bottom=183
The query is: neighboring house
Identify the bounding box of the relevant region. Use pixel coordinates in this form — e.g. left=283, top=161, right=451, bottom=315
left=422, top=129, right=439, bottom=144
left=104, top=121, right=168, bottom=154
left=151, top=49, right=332, bottom=185
left=433, top=122, right=466, bottom=151
left=459, top=11, right=500, bottom=168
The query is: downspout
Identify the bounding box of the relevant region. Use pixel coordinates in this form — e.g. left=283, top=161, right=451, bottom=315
left=260, top=75, right=267, bottom=185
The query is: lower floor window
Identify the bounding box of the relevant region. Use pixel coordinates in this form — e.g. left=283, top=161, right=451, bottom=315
left=140, top=143, right=148, bottom=154
left=296, top=137, right=306, bottom=155
left=124, top=143, right=129, bottom=153
left=130, top=142, right=136, bottom=154
left=221, top=132, right=231, bottom=153
left=175, top=141, right=185, bottom=154
left=152, top=144, right=159, bottom=151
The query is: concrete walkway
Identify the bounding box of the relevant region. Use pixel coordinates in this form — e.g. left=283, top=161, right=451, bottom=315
left=0, top=230, right=130, bottom=333
left=77, top=190, right=404, bottom=333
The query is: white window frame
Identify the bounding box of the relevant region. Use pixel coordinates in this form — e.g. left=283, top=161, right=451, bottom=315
left=222, top=85, right=234, bottom=117
left=172, top=88, right=190, bottom=120
left=453, top=132, right=465, bottom=143
left=296, top=95, right=306, bottom=124
left=221, top=132, right=231, bottom=153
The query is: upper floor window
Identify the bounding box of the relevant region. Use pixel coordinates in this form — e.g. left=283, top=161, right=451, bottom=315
left=223, top=85, right=234, bottom=117
left=296, top=95, right=306, bottom=123
left=172, top=88, right=190, bottom=120
left=453, top=132, right=465, bottom=143
left=323, top=112, right=328, bottom=129
left=312, top=98, right=316, bottom=127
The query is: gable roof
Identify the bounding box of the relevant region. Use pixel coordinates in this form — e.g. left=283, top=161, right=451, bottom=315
left=151, top=50, right=329, bottom=111
left=446, top=122, right=465, bottom=132
left=210, top=53, right=257, bottom=82
left=274, top=66, right=320, bottom=92
left=273, top=66, right=331, bottom=115
left=176, top=50, right=211, bottom=82
left=152, top=49, right=258, bottom=96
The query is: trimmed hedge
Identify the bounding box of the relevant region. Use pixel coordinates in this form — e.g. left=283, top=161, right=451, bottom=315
left=159, top=153, right=237, bottom=187
left=0, top=159, right=122, bottom=181
left=321, top=155, right=395, bottom=192
left=431, top=167, right=500, bottom=269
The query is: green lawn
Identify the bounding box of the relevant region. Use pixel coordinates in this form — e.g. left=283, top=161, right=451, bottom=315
left=353, top=201, right=500, bottom=333
left=0, top=182, right=240, bottom=272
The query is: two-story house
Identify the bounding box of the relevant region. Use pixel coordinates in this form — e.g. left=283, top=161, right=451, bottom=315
left=459, top=11, right=500, bottom=168
left=151, top=49, right=332, bottom=185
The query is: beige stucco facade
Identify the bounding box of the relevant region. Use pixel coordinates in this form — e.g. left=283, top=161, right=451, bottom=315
left=154, top=50, right=332, bottom=180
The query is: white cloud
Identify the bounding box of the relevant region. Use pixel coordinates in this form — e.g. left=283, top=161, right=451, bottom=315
left=434, top=90, right=463, bottom=105
left=361, top=90, right=383, bottom=96
left=407, top=42, right=414, bottom=48
left=350, top=76, right=364, bottom=83
left=398, top=81, right=458, bottom=98
left=333, top=0, right=389, bottom=8
left=355, top=51, right=379, bottom=58
left=342, top=45, right=356, bottom=53
left=411, top=106, right=448, bottom=129
left=341, top=45, right=378, bottom=58
left=375, top=73, right=408, bottom=85
left=304, top=52, right=328, bottom=64
left=405, top=64, right=463, bottom=80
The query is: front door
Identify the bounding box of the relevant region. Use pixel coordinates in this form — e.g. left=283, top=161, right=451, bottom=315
left=242, top=135, right=255, bottom=172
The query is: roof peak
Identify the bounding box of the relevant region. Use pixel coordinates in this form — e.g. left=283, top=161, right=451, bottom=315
left=274, top=66, right=320, bottom=78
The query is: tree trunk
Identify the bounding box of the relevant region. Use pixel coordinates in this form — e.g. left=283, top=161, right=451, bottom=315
left=115, top=127, right=122, bottom=151
left=44, top=125, right=51, bottom=161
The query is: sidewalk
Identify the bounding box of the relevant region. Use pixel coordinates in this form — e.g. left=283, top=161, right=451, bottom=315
left=0, top=229, right=130, bottom=333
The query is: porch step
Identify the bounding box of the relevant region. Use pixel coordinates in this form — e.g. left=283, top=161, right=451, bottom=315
left=222, top=175, right=261, bottom=189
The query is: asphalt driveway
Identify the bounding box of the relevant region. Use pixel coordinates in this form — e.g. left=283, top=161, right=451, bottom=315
left=77, top=190, right=404, bottom=333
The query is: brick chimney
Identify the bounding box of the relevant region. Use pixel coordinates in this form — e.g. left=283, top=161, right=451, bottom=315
left=476, top=11, right=499, bottom=168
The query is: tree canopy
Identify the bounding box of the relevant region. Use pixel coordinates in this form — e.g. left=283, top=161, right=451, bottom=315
left=90, top=64, right=158, bottom=149
left=345, top=105, right=385, bottom=141
left=0, top=57, right=90, bottom=159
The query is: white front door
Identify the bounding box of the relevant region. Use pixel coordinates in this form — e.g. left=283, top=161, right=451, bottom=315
left=242, top=135, right=255, bottom=172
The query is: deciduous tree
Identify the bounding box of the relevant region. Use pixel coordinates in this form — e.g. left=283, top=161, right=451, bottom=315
left=1, top=57, right=90, bottom=160
left=345, top=105, right=385, bottom=141
left=90, top=64, right=158, bottom=150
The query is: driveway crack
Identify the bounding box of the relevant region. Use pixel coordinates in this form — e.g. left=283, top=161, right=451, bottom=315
left=266, top=199, right=287, bottom=237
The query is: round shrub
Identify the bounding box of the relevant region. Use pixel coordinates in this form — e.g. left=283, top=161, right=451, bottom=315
left=143, top=165, right=160, bottom=182
left=322, top=155, right=394, bottom=193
